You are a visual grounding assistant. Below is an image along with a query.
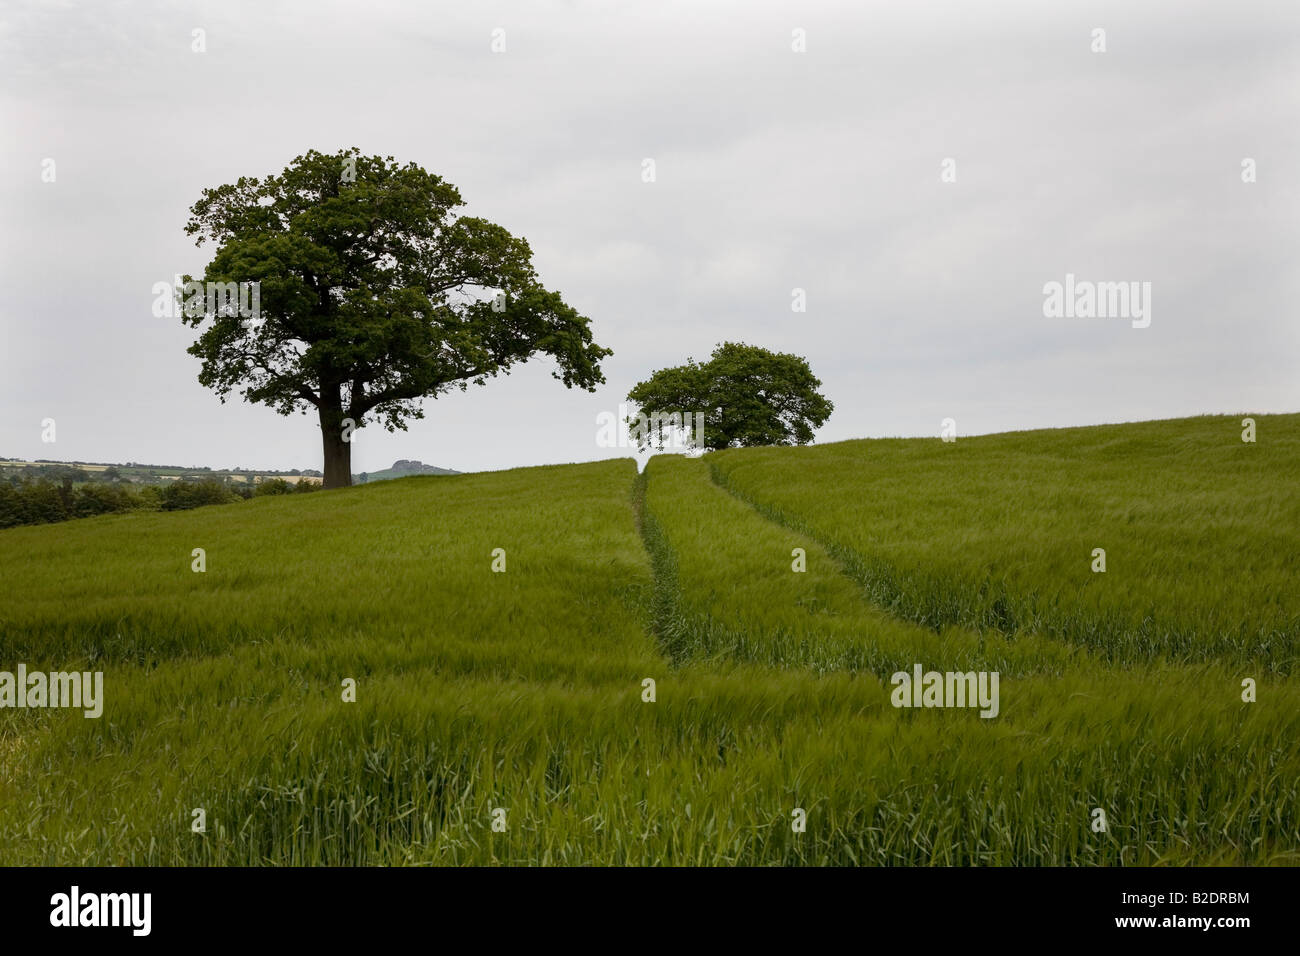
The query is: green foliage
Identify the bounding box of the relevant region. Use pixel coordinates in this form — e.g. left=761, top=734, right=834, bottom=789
left=182, top=148, right=611, bottom=485
left=158, top=479, right=239, bottom=512
left=0, top=476, right=293, bottom=528
left=254, top=478, right=294, bottom=497
left=0, top=478, right=150, bottom=527
left=253, top=477, right=321, bottom=497
left=66, top=483, right=139, bottom=519
left=0, top=416, right=1296, bottom=865
left=643, top=455, right=1079, bottom=676
left=0, top=479, right=69, bottom=526
left=710, top=413, right=1300, bottom=671
left=626, top=341, right=833, bottom=450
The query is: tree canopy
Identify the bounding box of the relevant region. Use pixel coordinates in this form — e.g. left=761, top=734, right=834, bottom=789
left=181, top=148, right=611, bottom=487
left=625, top=342, right=833, bottom=451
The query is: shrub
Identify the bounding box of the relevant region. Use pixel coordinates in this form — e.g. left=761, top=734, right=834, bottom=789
left=254, top=478, right=294, bottom=497
left=159, top=479, right=237, bottom=511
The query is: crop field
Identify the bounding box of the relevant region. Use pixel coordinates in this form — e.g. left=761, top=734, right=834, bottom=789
left=0, top=414, right=1296, bottom=865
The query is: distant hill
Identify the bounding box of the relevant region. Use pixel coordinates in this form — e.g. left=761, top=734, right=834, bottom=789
left=356, top=460, right=460, bottom=483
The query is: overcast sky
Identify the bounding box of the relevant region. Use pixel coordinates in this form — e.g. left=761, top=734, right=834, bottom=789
left=1, top=0, right=1296, bottom=475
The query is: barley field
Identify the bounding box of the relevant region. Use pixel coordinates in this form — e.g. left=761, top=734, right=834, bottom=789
left=0, top=414, right=1296, bottom=865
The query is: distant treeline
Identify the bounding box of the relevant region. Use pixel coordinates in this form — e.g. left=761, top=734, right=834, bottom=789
left=1, top=462, right=322, bottom=484
left=0, top=475, right=320, bottom=530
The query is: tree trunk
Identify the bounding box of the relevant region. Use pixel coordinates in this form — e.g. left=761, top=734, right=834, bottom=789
left=319, top=405, right=353, bottom=489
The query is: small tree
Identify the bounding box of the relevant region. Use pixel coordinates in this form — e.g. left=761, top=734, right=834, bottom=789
left=181, top=148, right=611, bottom=487
left=626, top=342, right=833, bottom=451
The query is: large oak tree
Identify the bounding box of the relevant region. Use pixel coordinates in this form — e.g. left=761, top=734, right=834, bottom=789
left=182, top=148, right=610, bottom=487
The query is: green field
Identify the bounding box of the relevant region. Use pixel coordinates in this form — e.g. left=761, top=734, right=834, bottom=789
left=0, top=414, right=1296, bottom=865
